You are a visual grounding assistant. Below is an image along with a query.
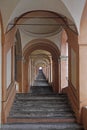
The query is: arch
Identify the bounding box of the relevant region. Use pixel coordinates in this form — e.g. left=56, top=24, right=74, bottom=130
left=7, top=10, right=77, bottom=35
left=29, top=52, right=51, bottom=86
left=0, top=11, right=4, bottom=124
left=23, top=39, right=60, bottom=58
left=22, top=39, right=60, bottom=93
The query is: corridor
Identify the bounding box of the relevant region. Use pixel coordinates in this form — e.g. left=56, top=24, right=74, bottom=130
left=1, top=1, right=87, bottom=130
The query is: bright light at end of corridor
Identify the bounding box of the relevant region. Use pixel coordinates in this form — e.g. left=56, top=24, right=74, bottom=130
left=39, top=67, right=42, bottom=70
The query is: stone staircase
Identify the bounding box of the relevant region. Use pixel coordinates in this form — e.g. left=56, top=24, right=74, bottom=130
left=30, top=69, right=53, bottom=94
left=4, top=70, right=84, bottom=130
left=32, top=69, right=50, bottom=87
left=6, top=93, right=84, bottom=130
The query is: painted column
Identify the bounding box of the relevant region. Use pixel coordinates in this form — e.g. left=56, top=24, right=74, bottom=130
left=50, top=58, right=53, bottom=83
left=28, top=58, right=31, bottom=92
left=0, top=26, right=2, bottom=125
left=16, top=58, right=23, bottom=92
left=79, top=0, right=87, bottom=109
left=79, top=44, right=87, bottom=107
left=2, top=44, right=7, bottom=101
left=52, top=59, right=59, bottom=93
left=23, top=56, right=29, bottom=93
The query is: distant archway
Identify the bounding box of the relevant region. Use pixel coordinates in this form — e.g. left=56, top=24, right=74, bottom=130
left=29, top=51, right=51, bottom=86
left=22, top=39, right=60, bottom=93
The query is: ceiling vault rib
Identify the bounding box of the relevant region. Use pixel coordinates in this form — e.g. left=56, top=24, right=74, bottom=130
left=15, top=16, right=66, bottom=19
left=9, top=23, right=75, bottom=26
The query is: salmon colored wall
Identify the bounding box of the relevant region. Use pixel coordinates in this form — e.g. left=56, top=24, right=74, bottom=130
left=2, top=85, right=16, bottom=123
left=62, top=28, right=80, bottom=122
left=82, top=107, right=87, bottom=130
left=63, top=21, right=87, bottom=124
left=0, top=11, right=4, bottom=125
left=79, top=0, right=87, bottom=128
left=2, top=27, right=17, bottom=123
left=79, top=0, right=87, bottom=108
left=79, top=0, right=87, bottom=43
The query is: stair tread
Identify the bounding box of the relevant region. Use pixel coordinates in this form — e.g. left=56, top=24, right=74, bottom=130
left=2, top=122, right=84, bottom=130
left=6, top=71, right=84, bottom=129
left=7, top=93, right=84, bottom=129
left=8, top=93, right=75, bottom=119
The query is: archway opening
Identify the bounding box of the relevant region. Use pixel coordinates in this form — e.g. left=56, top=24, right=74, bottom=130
left=60, top=29, right=68, bottom=90
left=39, top=67, right=42, bottom=70
left=23, top=39, right=60, bottom=93
left=28, top=49, right=52, bottom=90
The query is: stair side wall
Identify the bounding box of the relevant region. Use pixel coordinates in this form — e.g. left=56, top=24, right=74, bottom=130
left=2, top=84, right=16, bottom=123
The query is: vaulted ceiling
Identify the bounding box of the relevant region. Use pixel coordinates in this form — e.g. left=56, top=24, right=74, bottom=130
left=0, top=0, right=86, bottom=50
left=0, top=0, right=86, bottom=33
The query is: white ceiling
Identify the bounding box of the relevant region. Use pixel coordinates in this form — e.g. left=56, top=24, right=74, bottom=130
left=18, top=18, right=62, bottom=37
left=0, top=0, right=86, bottom=51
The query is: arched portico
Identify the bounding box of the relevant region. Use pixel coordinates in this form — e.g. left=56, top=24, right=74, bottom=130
left=1, top=1, right=87, bottom=128
left=22, top=39, right=60, bottom=93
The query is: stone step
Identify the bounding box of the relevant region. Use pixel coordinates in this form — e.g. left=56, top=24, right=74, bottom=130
left=15, top=96, right=68, bottom=100
left=9, top=111, right=74, bottom=117
left=13, top=99, right=69, bottom=104
left=8, top=93, right=76, bottom=124
left=32, top=69, right=50, bottom=87
left=7, top=117, right=76, bottom=124
left=3, top=123, right=84, bottom=130
left=11, top=105, right=72, bottom=112
left=32, top=81, right=49, bottom=86
left=15, top=93, right=68, bottom=99
left=16, top=93, right=67, bottom=96
left=30, top=86, right=53, bottom=94
left=11, top=106, right=72, bottom=113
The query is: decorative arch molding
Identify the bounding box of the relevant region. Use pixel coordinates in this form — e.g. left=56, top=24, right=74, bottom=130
left=7, top=10, right=77, bottom=35
left=23, top=38, right=60, bottom=59
left=7, top=10, right=66, bottom=32
left=0, top=11, right=3, bottom=124
left=77, top=1, right=87, bottom=125
left=22, top=38, right=60, bottom=93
